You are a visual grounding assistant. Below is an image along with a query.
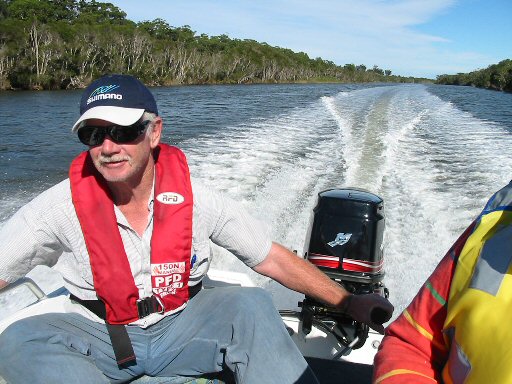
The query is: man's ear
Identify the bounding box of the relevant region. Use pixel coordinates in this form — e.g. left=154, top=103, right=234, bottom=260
left=149, top=117, right=163, bottom=149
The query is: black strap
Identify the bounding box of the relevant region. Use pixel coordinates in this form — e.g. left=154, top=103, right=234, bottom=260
left=70, top=282, right=203, bottom=366
left=71, top=296, right=107, bottom=318
left=106, top=323, right=136, bottom=366
left=188, top=281, right=203, bottom=299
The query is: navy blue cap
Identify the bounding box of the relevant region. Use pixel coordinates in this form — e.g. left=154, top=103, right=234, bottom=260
left=72, top=74, right=158, bottom=131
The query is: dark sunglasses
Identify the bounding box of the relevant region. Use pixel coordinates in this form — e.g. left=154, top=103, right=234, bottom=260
left=77, top=120, right=151, bottom=146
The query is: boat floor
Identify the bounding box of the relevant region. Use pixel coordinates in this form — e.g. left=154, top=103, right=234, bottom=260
left=307, top=357, right=373, bottom=383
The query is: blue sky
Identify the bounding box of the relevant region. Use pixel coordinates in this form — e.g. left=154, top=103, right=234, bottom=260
left=109, top=0, right=511, bottom=79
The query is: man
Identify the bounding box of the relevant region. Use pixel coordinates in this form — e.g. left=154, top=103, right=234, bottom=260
left=373, top=182, right=512, bottom=383
left=0, top=74, right=393, bottom=384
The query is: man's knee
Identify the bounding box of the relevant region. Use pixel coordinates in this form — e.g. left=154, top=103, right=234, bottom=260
left=0, top=318, right=31, bottom=346
left=0, top=318, right=35, bottom=368
left=0, top=314, right=80, bottom=360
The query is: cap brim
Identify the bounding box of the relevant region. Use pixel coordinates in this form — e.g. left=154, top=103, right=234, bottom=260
left=72, top=106, right=145, bottom=132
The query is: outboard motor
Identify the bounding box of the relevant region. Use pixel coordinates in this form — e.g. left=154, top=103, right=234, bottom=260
left=300, top=188, right=388, bottom=350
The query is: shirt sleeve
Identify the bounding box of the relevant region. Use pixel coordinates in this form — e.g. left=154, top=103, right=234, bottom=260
left=372, top=222, right=476, bottom=384
left=0, top=183, right=67, bottom=283
left=192, top=179, right=272, bottom=268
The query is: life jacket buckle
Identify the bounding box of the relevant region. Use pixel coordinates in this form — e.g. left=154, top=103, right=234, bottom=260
left=136, top=296, right=165, bottom=318
left=154, top=295, right=165, bottom=314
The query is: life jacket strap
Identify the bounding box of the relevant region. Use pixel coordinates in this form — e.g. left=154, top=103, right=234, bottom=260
left=106, top=323, right=136, bottom=366
left=69, top=282, right=203, bottom=366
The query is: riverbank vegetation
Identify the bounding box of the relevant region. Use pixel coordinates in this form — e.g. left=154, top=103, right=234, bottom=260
left=0, top=0, right=432, bottom=90
left=436, top=59, right=512, bottom=92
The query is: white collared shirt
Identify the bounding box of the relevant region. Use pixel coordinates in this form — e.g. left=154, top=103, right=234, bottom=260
left=0, top=178, right=272, bottom=327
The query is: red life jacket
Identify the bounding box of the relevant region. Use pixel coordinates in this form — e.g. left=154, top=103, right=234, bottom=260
left=69, top=144, right=193, bottom=325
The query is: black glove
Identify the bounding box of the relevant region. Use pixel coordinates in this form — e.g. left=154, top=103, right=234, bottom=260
left=340, top=293, right=394, bottom=334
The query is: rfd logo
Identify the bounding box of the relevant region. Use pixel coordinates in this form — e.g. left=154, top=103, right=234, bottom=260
left=156, top=192, right=184, bottom=205
left=154, top=273, right=182, bottom=287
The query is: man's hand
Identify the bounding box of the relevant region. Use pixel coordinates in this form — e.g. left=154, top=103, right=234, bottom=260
left=255, top=242, right=394, bottom=334
left=340, top=293, right=394, bottom=334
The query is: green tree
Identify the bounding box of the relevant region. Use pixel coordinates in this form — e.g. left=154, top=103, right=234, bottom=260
left=48, top=0, right=78, bottom=21
left=7, top=0, right=54, bottom=22
left=76, top=0, right=127, bottom=24
left=0, top=0, right=430, bottom=89
left=137, top=18, right=172, bottom=39
left=0, top=0, right=9, bottom=20
left=436, top=59, right=512, bottom=92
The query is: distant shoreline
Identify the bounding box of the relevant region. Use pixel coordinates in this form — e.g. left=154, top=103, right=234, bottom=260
left=0, top=78, right=436, bottom=93
left=0, top=0, right=431, bottom=92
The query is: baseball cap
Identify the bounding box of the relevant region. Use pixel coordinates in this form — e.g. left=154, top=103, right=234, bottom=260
left=72, top=74, right=159, bottom=132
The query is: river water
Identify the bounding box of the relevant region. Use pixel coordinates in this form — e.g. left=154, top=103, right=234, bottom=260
left=0, top=83, right=511, bottom=320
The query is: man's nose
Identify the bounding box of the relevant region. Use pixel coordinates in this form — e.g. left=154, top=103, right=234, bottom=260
left=100, top=135, right=120, bottom=153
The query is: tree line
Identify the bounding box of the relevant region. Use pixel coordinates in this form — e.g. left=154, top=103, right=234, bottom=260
left=0, top=0, right=433, bottom=90
left=435, top=59, right=512, bottom=92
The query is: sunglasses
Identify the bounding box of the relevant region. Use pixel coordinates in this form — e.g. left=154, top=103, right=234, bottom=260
left=77, top=120, right=151, bottom=146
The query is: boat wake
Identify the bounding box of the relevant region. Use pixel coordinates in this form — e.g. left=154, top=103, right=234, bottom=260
left=184, top=84, right=512, bottom=319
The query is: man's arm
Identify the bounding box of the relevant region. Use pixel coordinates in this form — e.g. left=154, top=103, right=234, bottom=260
left=253, top=242, right=393, bottom=333
left=197, top=182, right=393, bottom=330
left=0, top=280, right=7, bottom=289
left=0, top=183, right=68, bottom=286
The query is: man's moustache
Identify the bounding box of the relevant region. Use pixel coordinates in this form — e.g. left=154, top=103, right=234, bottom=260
left=99, top=155, right=131, bottom=163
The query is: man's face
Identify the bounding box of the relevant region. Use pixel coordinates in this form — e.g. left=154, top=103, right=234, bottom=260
left=86, top=118, right=160, bottom=185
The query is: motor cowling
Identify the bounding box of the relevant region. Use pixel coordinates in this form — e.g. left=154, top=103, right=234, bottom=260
left=300, top=188, right=388, bottom=350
